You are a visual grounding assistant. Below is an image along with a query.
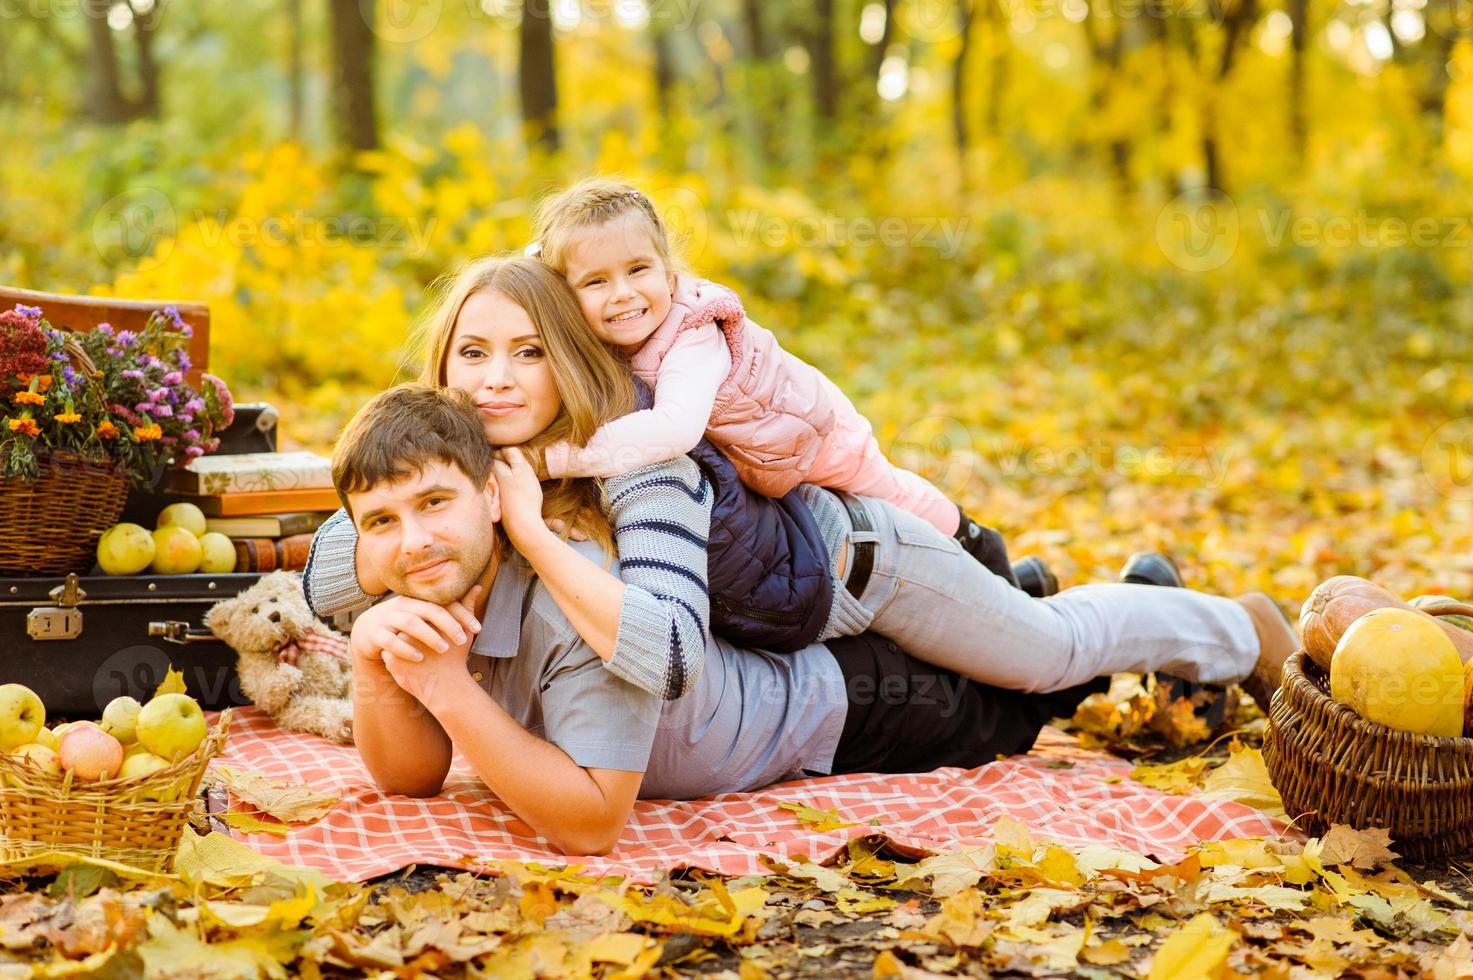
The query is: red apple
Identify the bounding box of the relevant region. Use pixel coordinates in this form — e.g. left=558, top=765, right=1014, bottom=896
left=58, top=722, right=125, bottom=781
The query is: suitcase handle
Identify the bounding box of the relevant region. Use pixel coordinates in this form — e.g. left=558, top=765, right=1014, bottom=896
left=148, top=620, right=219, bottom=645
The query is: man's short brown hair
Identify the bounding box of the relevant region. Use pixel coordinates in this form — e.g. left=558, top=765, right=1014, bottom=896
left=332, top=383, right=494, bottom=517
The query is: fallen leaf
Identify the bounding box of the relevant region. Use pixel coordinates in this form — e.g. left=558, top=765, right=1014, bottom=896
left=1199, top=745, right=1286, bottom=819
left=1147, top=912, right=1237, bottom=979
left=1132, top=756, right=1209, bottom=793
left=214, top=767, right=340, bottom=824
left=775, top=800, right=859, bottom=832
left=1316, top=825, right=1400, bottom=870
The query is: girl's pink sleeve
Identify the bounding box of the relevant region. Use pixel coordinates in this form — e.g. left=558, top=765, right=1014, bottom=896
left=544, top=327, right=732, bottom=478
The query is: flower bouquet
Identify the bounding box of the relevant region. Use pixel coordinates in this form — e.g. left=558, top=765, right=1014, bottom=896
left=0, top=303, right=235, bottom=575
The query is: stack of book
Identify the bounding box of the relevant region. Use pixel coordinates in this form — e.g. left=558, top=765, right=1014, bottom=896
left=167, top=451, right=339, bottom=573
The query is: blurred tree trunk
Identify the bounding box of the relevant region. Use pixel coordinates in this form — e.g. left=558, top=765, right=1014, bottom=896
left=1080, top=3, right=1131, bottom=192
left=866, top=0, right=898, bottom=89
left=809, top=0, right=839, bottom=123
left=1287, top=0, right=1307, bottom=160
left=983, top=0, right=1008, bottom=136
left=519, top=0, right=560, bottom=151
left=743, top=0, right=769, bottom=59
left=1202, top=0, right=1256, bottom=191
left=953, top=0, right=975, bottom=158
left=1420, top=0, right=1456, bottom=140
left=327, top=0, right=380, bottom=151
left=652, top=20, right=675, bottom=120
left=84, top=2, right=164, bottom=123
left=288, top=0, right=305, bottom=140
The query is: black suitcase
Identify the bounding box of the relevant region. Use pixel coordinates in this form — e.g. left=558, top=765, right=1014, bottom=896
left=2, top=571, right=266, bottom=717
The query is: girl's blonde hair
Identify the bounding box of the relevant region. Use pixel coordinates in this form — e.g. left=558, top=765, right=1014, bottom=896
left=412, top=254, right=636, bottom=555
left=531, top=177, right=679, bottom=277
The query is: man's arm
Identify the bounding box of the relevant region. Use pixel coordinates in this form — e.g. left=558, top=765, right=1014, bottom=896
left=424, top=672, right=643, bottom=855
left=351, top=648, right=454, bottom=798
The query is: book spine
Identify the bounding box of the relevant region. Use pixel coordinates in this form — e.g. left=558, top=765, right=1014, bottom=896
left=169, top=464, right=333, bottom=495
left=232, top=538, right=279, bottom=574
left=275, top=534, right=314, bottom=572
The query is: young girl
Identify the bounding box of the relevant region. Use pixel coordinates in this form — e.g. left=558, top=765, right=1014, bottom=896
left=531, top=178, right=981, bottom=543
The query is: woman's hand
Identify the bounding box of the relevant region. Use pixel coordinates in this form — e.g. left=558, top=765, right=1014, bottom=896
left=493, top=448, right=553, bottom=549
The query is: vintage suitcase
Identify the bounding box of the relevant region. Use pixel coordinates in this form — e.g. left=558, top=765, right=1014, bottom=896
left=0, top=286, right=327, bottom=718
left=0, top=571, right=261, bottom=716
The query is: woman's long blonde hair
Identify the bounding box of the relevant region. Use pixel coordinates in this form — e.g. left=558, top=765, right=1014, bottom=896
left=411, top=255, right=635, bottom=554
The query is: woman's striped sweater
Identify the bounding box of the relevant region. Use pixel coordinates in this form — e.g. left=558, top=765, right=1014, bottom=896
left=302, top=455, right=715, bottom=699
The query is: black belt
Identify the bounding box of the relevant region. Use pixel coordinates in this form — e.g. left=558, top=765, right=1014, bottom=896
left=838, top=493, right=875, bottom=600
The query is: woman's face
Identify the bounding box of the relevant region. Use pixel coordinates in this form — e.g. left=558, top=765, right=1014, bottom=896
left=443, top=289, right=563, bottom=446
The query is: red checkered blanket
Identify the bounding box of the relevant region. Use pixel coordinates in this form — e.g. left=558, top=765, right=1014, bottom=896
left=206, top=707, right=1295, bottom=884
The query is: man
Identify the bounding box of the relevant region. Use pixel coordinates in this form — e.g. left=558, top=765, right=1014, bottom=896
left=335, top=384, right=1295, bottom=855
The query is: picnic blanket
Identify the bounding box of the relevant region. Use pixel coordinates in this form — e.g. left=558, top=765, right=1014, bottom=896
left=205, top=707, right=1295, bottom=884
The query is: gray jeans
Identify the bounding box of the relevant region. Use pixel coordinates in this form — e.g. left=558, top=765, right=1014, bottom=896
left=832, top=495, right=1260, bottom=693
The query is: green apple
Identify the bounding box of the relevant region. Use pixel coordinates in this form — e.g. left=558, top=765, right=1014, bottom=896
left=123, top=740, right=151, bottom=760
left=150, top=526, right=203, bottom=575
left=100, top=696, right=143, bottom=743
left=156, top=502, right=207, bottom=538
left=136, top=693, right=207, bottom=762
left=58, top=724, right=125, bottom=781
left=118, top=750, right=177, bottom=801
left=50, top=722, right=81, bottom=742
left=197, top=532, right=238, bottom=574
left=0, top=684, right=46, bottom=751
left=32, top=726, right=58, bottom=751
left=97, top=522, right=155, bottom=576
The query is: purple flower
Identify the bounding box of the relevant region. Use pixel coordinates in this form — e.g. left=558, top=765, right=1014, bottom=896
left=183, top=428, right=201, bottom=441
left=154, top=404, right=173, bottom=417
left=139, top=354, right=158, bottom=369
left=148, top=389, right=167, bottom=403
left=184, top=398, right=205, bottom=414
left=96, top=323, right=114, bottom=336
left=15, top=304, right=42, bottom=320
left=178, top=413, right=194, bottom=425
left=134, top=401, right=152, bottom=415
left=184, top=445, right=205, bottom=460
left=162, top=371, right=182, bottom=386
left=116, top=330, right=136, bottom=348
left=49, top=350, right=66, bottom=362
left=178, top=353, right=193, bottom=374
left=62, top=366, right=76, bottom=386
left=121, top=369, right=145, bottom=381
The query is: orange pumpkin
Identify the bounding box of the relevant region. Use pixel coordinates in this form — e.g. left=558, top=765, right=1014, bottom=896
left=1299, top=576, right=1473, bottom=672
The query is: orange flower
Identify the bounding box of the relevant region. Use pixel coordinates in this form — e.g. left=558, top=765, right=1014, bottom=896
left=8, top=417, right=39, bottom=437
left=132, top=422, right=163, bottom=442
left=54, top=411, right=81, bottom=424
left=96, top=419, right=120, bottom=440
left=13, top=391, right=44, bottom=406
left=15, top=373, right=51, bottom=392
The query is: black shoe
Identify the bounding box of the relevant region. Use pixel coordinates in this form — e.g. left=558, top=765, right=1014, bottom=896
left=1013, top=556, right=1058, bottom=598
left=1120, top=551, right=1229, bottom=731
left=1120, top=551, right=1184, bottom=588
left=955, top=508, right=1022, bottom=590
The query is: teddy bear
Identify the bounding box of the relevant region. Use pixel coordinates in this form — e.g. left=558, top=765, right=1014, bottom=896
left=205, top=571, right=355, bottom=744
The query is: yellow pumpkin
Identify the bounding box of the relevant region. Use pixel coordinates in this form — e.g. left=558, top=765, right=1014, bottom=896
left=1330, top=608, right=1466, bottom=739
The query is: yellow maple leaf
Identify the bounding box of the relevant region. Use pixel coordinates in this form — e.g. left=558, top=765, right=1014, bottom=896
left=775, top=800, right=859, bottom=832
left=1147, top=913, right=1237, bottom=980
left=1131, top=755, right=1209, bottom=793
left=153, top=666, right=189, bottom=698
left=1199, top=745, right=1285, bottom=819
left=214, top=767, right=340, bottom=824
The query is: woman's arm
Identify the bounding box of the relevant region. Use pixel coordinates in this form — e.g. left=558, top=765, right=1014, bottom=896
left=496, top=452, right=714, bottom=700
left=543, top=328, right=730, bottom=478
left=303, top=509, right=378, bottom=618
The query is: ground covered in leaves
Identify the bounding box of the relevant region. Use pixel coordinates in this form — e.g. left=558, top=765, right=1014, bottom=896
left=4, top=685, right=1473, bottom=979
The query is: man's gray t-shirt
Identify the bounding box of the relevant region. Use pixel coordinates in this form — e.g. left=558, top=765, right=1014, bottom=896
left=466, top=543, right=849, bottom=799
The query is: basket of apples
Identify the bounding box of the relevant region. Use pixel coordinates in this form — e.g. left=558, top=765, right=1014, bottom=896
left=0, top=682, right=231, bottom=873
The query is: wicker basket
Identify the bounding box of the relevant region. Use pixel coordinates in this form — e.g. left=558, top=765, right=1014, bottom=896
left=0, top=452, right=130, bottom=576
left=0, top=709, right=232, bottom=873
left=1262, top=652, right=1473, bottom=862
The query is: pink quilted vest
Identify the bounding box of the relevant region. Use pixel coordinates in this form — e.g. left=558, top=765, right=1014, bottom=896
left=626, top=276, right=837, bottom=497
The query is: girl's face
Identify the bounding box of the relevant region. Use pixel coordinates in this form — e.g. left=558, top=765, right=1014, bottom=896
left=443, top=290, right=563, bottom=446
left=562, top=215, right=675, bottom=349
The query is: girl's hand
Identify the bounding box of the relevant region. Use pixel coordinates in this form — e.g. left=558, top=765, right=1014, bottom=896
left=544, top=518, right=589, bottom=542
left=492, top=448, right=550, bottom=548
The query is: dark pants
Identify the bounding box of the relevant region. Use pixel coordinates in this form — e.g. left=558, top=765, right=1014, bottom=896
left=823, top=632, right=1109, bottom=775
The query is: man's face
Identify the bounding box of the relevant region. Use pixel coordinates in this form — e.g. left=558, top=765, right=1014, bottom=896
left=349, top=459, right=499, bottom=605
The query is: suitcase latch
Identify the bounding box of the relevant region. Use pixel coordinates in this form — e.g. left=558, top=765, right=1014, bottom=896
left=27, top=573, right=86, bottom=641
left=148, top=621, right=218, bottom=645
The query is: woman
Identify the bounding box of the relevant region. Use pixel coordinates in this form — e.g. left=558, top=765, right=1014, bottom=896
left=305, top=255, right=1296, bottom=707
